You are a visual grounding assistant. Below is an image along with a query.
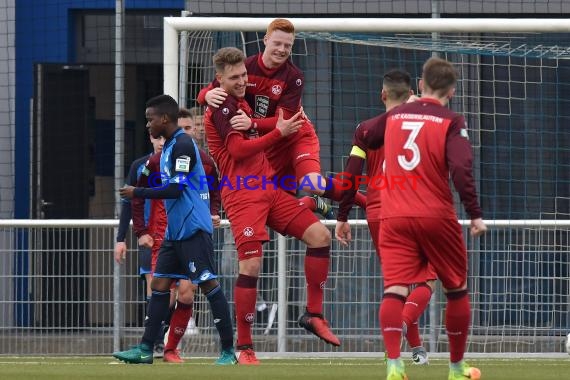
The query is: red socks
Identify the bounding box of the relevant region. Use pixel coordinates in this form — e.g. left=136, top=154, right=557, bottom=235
left=402, top=284, right=432, bottom=347
left=304, top=247, right=330, bottom=315
left=234, top=274, right=258, bottom=347
left=380, top=293, right=406, bottom=359
left=164, top=301, right=193, bottom=352
left=445, top=290, right=471, bottom=363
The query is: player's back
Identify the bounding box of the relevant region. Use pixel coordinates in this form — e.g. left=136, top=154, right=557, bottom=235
left=382, top=98, right=460, bottom=220
left=365, top=147, right=384, bottom=221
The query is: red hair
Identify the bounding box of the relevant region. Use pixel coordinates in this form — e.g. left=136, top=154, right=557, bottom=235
left=266, top=18, right=295, bottom=36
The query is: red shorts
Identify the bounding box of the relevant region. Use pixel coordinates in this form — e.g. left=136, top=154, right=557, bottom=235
left=266, top=121, right=321, bottom=190
left=367, top=220, right=381, bottom=259
left=150, top=232, right=164, bottom=274
left=223, top=187, right=320, bottom=260
left=379, top=217, right=463, bottom=289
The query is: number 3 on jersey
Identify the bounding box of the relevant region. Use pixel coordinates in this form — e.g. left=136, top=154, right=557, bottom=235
left=398, top=121, right=424, bottom=171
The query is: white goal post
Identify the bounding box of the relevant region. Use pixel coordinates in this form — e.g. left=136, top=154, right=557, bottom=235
left=163, top=16, right=570, bottom=101
left=161, top=16, right=570, bottom=356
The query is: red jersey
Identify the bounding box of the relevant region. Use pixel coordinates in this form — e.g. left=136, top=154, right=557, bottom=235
left=132, top=152, right=167, bottom=239
left=352, top=98, right=482, bottom=220
left=198, top=53, right=313, bottom=152
left=365, top=147, right=384, bottom=222
left=204, top=94, right=283, bottom=198
left=198, top=148, right=221, bottom=216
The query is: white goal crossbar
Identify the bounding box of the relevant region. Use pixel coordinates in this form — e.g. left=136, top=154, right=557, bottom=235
left=163, top=16, right=570, bottom=100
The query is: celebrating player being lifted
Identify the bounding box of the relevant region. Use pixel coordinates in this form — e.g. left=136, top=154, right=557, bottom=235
left=204, top=47, right=339, bottom=365
left=198, top=18, right=367, bottom=218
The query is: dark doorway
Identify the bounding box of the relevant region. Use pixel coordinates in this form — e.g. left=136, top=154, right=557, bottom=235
left=31, top=64, right=92, bottom=328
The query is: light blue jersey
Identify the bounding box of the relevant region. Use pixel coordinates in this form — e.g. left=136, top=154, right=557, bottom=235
left=160, top=128, right=213, bottom=240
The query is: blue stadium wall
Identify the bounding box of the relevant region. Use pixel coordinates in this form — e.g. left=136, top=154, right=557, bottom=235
left=14, top=0, right=185, bottom=218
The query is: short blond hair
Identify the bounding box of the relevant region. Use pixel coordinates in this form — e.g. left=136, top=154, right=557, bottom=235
left=213, top=47, right=246, bottom=74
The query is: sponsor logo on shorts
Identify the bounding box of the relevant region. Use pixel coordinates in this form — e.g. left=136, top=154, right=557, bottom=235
left=200, top=271, right=212, bottom=281
left=245, top=313, right=255, bottom=323
left=244, top=249, right=259, bottom=256
left=296, top=153, right=310, bottom=160
left=189, top=261, right=196, bottom=273
left=243, top=227, right=254, bottom=237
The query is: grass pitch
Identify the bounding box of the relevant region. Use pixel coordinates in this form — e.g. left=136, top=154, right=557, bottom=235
left=1, top=357, right=569, bottom=379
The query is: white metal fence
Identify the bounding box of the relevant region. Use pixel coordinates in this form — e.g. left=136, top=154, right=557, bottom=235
left=0, top=219, right=568, bottom=356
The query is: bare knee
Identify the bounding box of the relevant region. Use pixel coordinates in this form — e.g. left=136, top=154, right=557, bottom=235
left=302, top=222, right=331, bottom=248
left=239, top=256, right=262, bottom=277
left=176, top=280, right=196, bottom=303
left=384, top=285, right=409, bottom=298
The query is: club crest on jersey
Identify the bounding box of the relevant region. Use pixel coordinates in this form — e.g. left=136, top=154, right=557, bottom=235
left=255, top=95, right=269, bottom=118
left=271, top=84, right=282, bottom=95
left=175, top=155, right=191, bottom=172
left=296, top=78, right=302, bottom=86
left=222, top=107, right=229, bottom=115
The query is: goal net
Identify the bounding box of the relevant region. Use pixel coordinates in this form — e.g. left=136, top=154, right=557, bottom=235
left=164, top=17, right=570, bottom=356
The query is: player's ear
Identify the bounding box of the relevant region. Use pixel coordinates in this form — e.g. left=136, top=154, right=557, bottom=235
left=418, top=79, right=425, bottom=94
left=447, top=87, right=456, bottom=100
left=381, top=89, right=387, bottom=103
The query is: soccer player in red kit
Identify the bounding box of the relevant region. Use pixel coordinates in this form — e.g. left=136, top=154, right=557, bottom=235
left=340, top=57, right=487, bottom=380
left=335, top=69, right=435, bottom=366
left=204, top=47, right=339, bottom=365
left=198, top=18, right=367, bottom=217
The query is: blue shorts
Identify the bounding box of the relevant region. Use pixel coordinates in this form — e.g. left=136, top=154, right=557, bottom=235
left=138, top=246, right=152, bottom=277
left=153, top=230, right=218, bottom=285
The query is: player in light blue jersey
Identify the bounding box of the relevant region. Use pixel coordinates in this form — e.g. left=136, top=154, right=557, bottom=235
left=114, top=94, right=236, bottom=365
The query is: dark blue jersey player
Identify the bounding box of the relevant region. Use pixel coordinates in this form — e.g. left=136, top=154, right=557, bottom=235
left=114, top=94, right=236, bottom=365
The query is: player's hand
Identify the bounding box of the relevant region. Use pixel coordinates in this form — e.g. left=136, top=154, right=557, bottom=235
left=138, top=234, right=154, bottom=248
left=114, top=242, right=127, bottom=264
left=335, top=221, right=352, bottom=247
left=211, top=214, right=221, bottom=228
left=299, top=106, right=312, bottom=122
left=230, top=109, right=252, bottom=131
left=276, top=108, right=303, bottom=137
left=205, top=87, right=227, bottom=108
left=119, top=185, right=135, bottom=199
left=470, top=218, right=487, bottom=237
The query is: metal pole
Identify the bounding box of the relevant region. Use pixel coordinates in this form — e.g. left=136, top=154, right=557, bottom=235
left=178, top=10, right=190, bottom=107
left=277, top=234, right=287, bottom=352
left=428, top=1, right=441, bottom=354
left=113, top=0, right=125, bottom=353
